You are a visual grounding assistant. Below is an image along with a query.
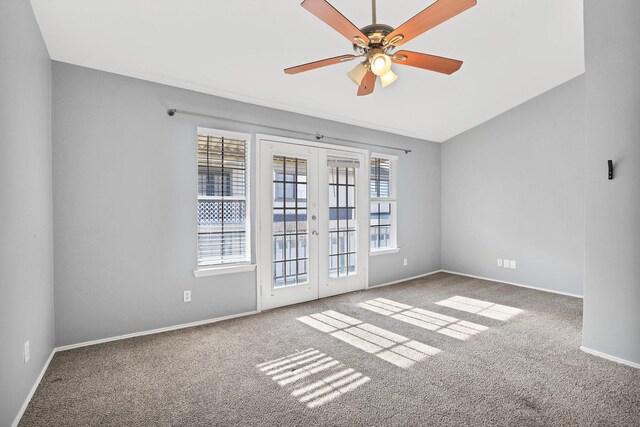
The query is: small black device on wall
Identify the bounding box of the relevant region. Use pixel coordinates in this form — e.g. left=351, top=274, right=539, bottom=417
left=608, top=160, right=614, bottom=180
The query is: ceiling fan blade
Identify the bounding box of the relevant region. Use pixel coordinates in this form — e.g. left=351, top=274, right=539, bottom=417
left=357, top=71, right=376, bottom=96
left=284, top=54, right=356, bottom=74
left=301, top=0, right=370, bottom=46
left=386, top=0, right=476, bottom=47
left=392, top=50, right=463, bottom=74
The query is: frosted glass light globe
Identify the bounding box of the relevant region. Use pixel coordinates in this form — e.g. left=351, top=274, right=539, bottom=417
left=370, top=53, right=392, bottom=76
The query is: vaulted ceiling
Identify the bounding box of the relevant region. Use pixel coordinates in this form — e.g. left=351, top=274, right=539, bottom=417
left=31, top=0, right=584, bottom=142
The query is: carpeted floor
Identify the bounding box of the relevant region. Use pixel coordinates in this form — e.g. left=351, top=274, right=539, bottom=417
left=20, top=273, right=640, bottom=426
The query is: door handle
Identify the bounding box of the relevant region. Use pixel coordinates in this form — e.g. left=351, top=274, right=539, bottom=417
left=312, top=230, right=319, bottom=235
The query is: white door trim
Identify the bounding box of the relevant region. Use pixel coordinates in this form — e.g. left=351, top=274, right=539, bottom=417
left=256, top=134, right=370, bottom=312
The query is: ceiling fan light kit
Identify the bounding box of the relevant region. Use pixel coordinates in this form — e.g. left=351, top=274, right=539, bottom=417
left=370, top=51, right=392, bottom=76
left=347, top=62, right=369, bottom=85
left=284, top=0, right=477, bottom=96
left=380, top=69, right=398, bottom=87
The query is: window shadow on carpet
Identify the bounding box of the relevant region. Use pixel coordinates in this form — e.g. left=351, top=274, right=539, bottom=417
left=257, top=348, right=371, bottom=408
left=435, top=296, right=523, bottom=321
left=358, top=297, right=489, bottom=340
left=297, top=311, right=440, bottom=368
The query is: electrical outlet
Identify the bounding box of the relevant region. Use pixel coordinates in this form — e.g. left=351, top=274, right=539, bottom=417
left=510, top=260, right=517, bottom=269
left=24, top=341, right=30, bottom=363
left=403, top=258, right=408, bottom=266
left=497, top=259, right=503, bottom=267
left=183, top=290, right=191, bottom=303
left=503, top=259, right=510, bottom=268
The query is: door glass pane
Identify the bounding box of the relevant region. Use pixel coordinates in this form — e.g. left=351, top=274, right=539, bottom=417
left=328, top=165, right=357, bottom=278
left=272, top=156, right=308, bottom=288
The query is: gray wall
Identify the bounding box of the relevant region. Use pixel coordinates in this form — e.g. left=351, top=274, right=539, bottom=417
left=0, top=0, right=54, bottom=425
left=52, top=62, right=441, bottom=347
left=441, top=75, right=585, bottom=296
left=582, top=1, right=640, bottom=364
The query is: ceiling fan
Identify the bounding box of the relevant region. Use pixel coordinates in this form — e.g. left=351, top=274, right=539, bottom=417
left=284, top=0, right=477, bottom=96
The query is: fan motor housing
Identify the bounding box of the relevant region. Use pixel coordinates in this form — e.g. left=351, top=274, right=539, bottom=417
left=352, top=24, right=394, bottom=54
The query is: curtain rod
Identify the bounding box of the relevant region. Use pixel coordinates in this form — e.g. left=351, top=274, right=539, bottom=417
left=167, top=108, right=412, bottom=154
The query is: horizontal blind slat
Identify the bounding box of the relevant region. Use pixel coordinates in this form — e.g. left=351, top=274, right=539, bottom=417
left=370, top=156, right=393, bottom=199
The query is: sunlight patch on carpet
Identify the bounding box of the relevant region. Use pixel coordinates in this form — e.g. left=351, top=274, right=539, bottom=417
left=435, top=296, right=523, bottom=321
left=297, top=311, right=440, bottom=368
left=358, top=297, right=489, bottom=340
left=257, top=348, right=370, bottom=408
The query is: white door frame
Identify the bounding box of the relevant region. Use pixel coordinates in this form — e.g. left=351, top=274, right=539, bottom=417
left=256, top=133, right=370, bottom=312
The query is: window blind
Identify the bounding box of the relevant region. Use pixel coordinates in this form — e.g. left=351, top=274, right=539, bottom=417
left=370, top=156, right=394, bottom=199
left=197, top=132, right=249, bottom=266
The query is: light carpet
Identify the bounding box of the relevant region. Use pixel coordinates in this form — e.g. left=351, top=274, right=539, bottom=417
left=19, top=273, right=640, bottom=426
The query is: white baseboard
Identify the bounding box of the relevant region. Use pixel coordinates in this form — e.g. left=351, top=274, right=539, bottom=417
left=12, top=349, right=55, bottom=427
left=441, top=270, right=583, bottom=299
left=55, top=310, right=258, bottom=352
left=581, top=346, right=640, bottom=369
left=369, top=269, right=444, bottom=289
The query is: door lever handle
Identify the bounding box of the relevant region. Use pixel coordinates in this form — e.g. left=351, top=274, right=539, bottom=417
left=312, top=230, right=319, bottom=235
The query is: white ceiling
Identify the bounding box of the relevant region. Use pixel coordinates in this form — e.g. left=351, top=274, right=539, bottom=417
left=31, top=0, right=584, bottom=142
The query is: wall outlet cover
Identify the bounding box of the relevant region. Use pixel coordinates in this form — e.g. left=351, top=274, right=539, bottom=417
left=24, top=341, right=30, bottom=363
left=403, top=258, right=408, bottom=266
left=497, top=259, right=503, bottom=267
left=510, top=260, right=517, bottom=269
left=183, top=290, right=192, bottom=303
left=503, top=259, right=510, bottom=267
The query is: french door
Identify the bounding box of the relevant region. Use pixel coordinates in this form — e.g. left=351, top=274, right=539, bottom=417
left=259, top=136, right=368, bottom=310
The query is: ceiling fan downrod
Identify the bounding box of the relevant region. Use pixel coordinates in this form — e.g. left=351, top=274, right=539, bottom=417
left=371, top=0, right=377, bottom=25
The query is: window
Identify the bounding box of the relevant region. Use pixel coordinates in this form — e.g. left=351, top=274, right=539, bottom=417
left=370, top=154, right=397, bottom=251
left=197, top=128, right=251, bottom=267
